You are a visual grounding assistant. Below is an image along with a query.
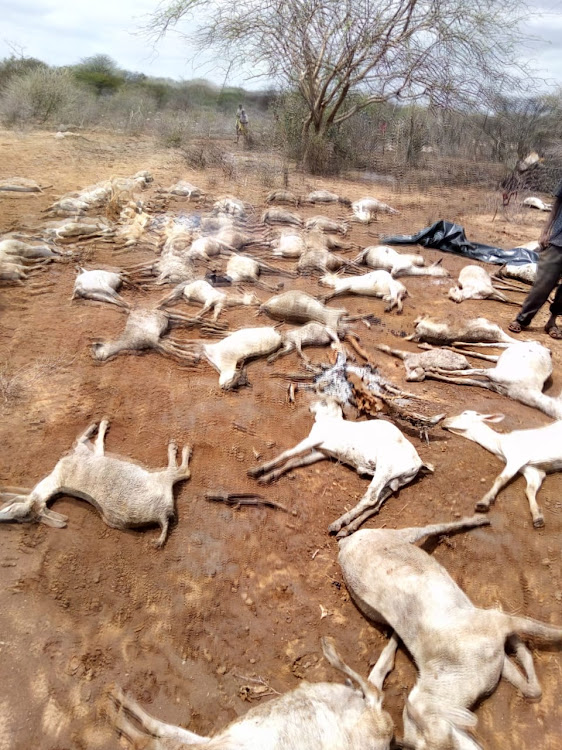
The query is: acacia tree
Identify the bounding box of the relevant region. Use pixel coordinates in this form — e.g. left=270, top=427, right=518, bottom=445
left=148, top=0, right=530, bottom=154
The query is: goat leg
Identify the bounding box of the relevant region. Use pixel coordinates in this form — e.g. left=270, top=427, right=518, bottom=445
left=111, top=688, right=208, bottom=743
left=257, top=450, right=326, bottom=484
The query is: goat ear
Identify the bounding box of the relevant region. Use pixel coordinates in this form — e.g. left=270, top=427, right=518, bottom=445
left=483, top=413, right=505, bottom=423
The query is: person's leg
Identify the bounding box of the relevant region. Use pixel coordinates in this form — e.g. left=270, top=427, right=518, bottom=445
left=509, top=245, right=562, bottom=331
left=544, top=275, right=562, bottom=338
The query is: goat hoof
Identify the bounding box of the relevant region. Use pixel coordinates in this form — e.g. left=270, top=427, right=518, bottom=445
left=328, top=521, right=342, bottom=535
left=533, top=516, right=545, bottom=529
left=247, top=467, right=261, bottom=478
left=335, top=528, right=349, bottom=540
left=475, top=502, right=490, bottom=513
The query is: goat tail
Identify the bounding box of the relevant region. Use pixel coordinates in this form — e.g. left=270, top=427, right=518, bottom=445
left=502, top=613, right=562, bottom=643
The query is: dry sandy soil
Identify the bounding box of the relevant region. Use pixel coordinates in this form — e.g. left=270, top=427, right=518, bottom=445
left=0, top=128, right=560, bottom=750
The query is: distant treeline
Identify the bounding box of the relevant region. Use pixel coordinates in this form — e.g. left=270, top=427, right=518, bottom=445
left=0, top=53, right=275, bottom=113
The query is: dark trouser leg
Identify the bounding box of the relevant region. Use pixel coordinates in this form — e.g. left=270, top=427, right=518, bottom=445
left=516, top=245, right=562, bottom=326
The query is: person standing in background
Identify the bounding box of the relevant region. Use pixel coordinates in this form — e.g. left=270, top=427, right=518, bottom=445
left=509, top=178, right=562, bottom=339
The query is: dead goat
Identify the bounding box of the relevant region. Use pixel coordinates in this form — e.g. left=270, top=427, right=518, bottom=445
left=72, top=268, right=131, bottom=309
left=339, top=515, right=562, bottom=750
left=320, top=270, right=409, bottom=313
left=168, top=326, right=285, bottom=389
left=157, top=180, right=205, bottom=199
left=262, top=208, right=303, bottom=227
left=304, top=190, right=351, bottom=206
left=374, top=343, right=473, bottom=381
left=124, top=252, right=198, bottom=286
left=44, top=218, right=114, bottom=242
left=110, top=636, right=396, bottom=750
left=158, top=279, right=260, bottom=321
left=249, top=397, right=433, bottom=536
left=259, top=290, right=349, bottom=333
left=443, top=410, right=562, bottom=527
left=406, top=315, right=521, bottom=347
left=213, top=196, right=248, bottom=218
left=0, top=419, right=190, bottom=547
left=448, top=265, right=520, bottom=304
left=271, top=230, right=307, bottom=258
left=427, top=341, right=562, bottom=419
left=356, top=245, right=449, bottom=278
left=497, top=262, right=537, bottom=285
left=91, top=308, right=224, bottom=362
left=351, top=198, right=399, bottom=223
left=305, top=216, right=348, bottom=235
left=267, top=322, right=340, bottom=364
left=0, top=177, right=44, bottom=193
left=298, top=246, right=356, bottom=276
left=0, top=237, right=66, bottom=260
left=225, top=253, right=294, bottom=291
left=265, top=189, right=300, bottom=206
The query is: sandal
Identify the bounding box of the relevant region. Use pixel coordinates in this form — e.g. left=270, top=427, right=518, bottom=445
left=508, top=320, right=523, bottom=333
left=545, top=325, right=562, bottom=339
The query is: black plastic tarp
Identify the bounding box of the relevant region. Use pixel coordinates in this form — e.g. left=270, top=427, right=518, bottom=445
left=382, top=220, right=539, bottom=265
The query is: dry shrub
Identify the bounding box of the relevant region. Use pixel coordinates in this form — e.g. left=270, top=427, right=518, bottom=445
left=183, top=143, right=228, bottom=171
left=0, top=67, right=92, bottom=126
left=154, top=112, right=192, bottom=148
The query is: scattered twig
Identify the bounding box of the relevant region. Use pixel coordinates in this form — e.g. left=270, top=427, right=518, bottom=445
left=205, top=492, right=288, bottom=512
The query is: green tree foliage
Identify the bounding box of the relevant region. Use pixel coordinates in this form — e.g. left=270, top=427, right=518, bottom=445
left=73, top=54, right=124, bottom=95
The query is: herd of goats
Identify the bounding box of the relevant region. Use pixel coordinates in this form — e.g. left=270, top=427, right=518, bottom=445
left=1, top=170, right=561, bottom=749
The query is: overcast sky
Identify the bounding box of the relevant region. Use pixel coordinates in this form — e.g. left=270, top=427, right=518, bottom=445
left=2, top=0, right=562, bottom=90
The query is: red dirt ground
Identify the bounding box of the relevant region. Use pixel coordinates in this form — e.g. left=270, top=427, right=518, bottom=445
left=0, top=129, right=560, bottom=750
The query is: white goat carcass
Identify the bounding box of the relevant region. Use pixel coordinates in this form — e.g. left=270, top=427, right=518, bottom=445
left=425, top=341, right=562, bottom=419
left=265, top=189, right=300, bottom=206
left=45, top=218, right=114, bottom=242
left=320, top=270, right=408, bottom=313
left=262, top=208, right=303, bottom=227
left=249, top=398, right=433, bottom=536
left=159, top=279, right=259, bottom=321
left=172, top=327, right=284, bottom=389
left=448, top=265, right=518, bottom=304
left=267, top=322, right=340, bottom=364
left=304, top=190, right=351, bottom=206
left=271, top=230, right=306, bottom=258
left=0, top=419, right=191, bottom=547
left=110, top=636, right=396, bottom=750
left=305, top=216, right=348, bottom=235
left=523, top=196, right=552, bottom=211
left=443, top=410, right=562, bottom=527
left=298, top=246, right=353, bottom=276
left=159, top=180, right=205, bottom=199
left=0, top=177, right=43, bottom=193
left=185, top=236, right=235, bottom=261
left=498, top=262, right=537, bottom=285
left=0, top=237, right=65, bottom=260
left=357, top=245, right=449, bottom=278
left=72, top=269, right=130, bottom=308
left=339, top=515, right=562, bottom=750
left=213, top=196, right=247, bottom=218
left=407, top=315, right=520, bottom=346
left=351, top=198, right=399, bottom=223
left=226, top=254, right=291, bottom=291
